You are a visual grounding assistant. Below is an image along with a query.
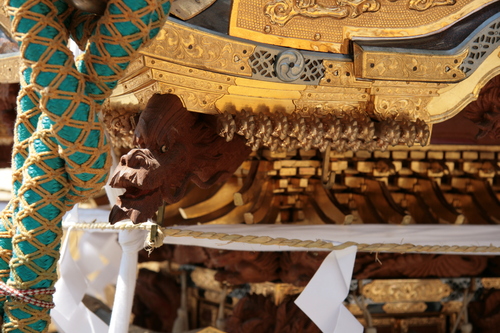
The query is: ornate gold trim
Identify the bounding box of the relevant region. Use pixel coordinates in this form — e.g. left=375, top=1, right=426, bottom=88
left=264, top=0, right=381, bottom=26
left=427, top=48, right=500, bottom=122
left=409, top=0, right=456, bottom=11
left=250, top=281, right=304, bottom=305
left=400, top=315, right=446, bottom=333
left=441, top=301, right=463, bottom=313
left=382, top=302, right=427, bottom=314
left=482, top=277, right=500, bottom=289
left=230, top=0, right=495, bottom=53
left=361, top=279, right=452, bottom=302
left=141, top=19, right=254, bottom=77
left=353, top=44, right=467, bottom=82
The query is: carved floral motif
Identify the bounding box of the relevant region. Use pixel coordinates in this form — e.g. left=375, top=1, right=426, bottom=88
left=408, top=0, right=456, bottom=11
left=141, top=20, right=253, bottom=76
left=218, top=110, right=430, bottom=153
left=265, top=0, right=381, bottom=26
left=361, top=279, right=452, bottom=302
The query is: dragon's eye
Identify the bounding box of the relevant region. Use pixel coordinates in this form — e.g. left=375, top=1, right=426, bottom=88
left=160, top=145, right=168, bottom=153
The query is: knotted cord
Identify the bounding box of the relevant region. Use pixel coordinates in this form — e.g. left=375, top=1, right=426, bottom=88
left=0, top=0, right=170, bottom=331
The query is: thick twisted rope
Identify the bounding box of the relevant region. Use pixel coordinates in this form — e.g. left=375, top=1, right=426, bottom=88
left=69, top=223, right=500, bottom=254
left=0, top=0, right=170, bottom=331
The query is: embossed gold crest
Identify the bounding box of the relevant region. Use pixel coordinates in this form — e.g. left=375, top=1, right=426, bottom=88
left=230, top=0, right=495, bottom=53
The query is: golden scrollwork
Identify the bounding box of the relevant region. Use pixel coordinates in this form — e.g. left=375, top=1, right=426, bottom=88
left=409, top=0, right=456, bottom=11
left=400, top=316, right=446, bottom=333
left=354, top=44, right=468, bottom=82
left=372, top=83, right=441, bottom=121
left=158, top=82, right=223, bottom=114
left=482, top=277, right=500, bottom=289
left=361, top=279, right=452, bottom=302
left=250, top=282, right=304, bottom=305
left=321, top=60, right=369, bottom=87
left=231, top=0, right=494, bottom=53
left=441, top=301, right=463, bottom=313
left=382, top=302, right=427, bottom=314
left=264, top=0, right=381, bottom=26
left=141, top=19, right=254, bottom=77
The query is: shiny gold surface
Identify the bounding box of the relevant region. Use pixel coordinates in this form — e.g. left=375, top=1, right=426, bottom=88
left=170, top=0, right=217, bottom=20
left=482, top=277, right=500, bottom=289
left=353, top=44, right=468, bottom=82
left=249, top=281, right=304, bottom=305
left=409, top=0, right=456, bottom=11
left=371, top=82, right=441, bottom=121
left=196, top=327, right=226, bottom=333
left=441, top=301, right=463, bottom=313
left=264, top=0, right=381, bottom=26
left=428, top=49, right=500, bottom=122
left=400, top=316, right=446, bottom=333
left=230, top=0, right=493, bottom=53
left=141, top=19, right=254, bottom=77
left=382, top=302, right=427, bottom=313
left=361, top=279, right=452, bottom=302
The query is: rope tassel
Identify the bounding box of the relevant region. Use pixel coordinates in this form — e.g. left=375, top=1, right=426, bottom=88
left=0, top=0, right=171, bottom=331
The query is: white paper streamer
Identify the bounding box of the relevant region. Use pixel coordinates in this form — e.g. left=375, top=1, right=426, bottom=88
left=295, top=246, right=362, bottom=333
left=108, top=223, right=149, bottom=333
left=52, top=227, right=110, bottom=333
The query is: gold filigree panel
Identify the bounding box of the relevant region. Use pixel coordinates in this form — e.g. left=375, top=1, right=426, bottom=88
left=372, top=82, right=440, bottom=121
left=427, top=49, right=500, bottom=122
left=361, top=279, right=451, bottom=302
left=382, top=302, right=427, bottom=313
left=264, top=0, right=381, bottom=26
left=297, top=86, right=369, bottom=115
left=409, top=0, right=456, bottom=11
left=482, top=277, right=500, bottom=289
left=141, top=19, right=254, bottom=76
left=400, top=316, right=446, bottom=333
left=320, top=60, right=370, bottom=88
left=230, top=0, right=494, bottom=53
left=441, top=301, right=463, bottom=313
left=354, top=44, right=468, bottom=82
left=250, top=282, right=304, bottom=305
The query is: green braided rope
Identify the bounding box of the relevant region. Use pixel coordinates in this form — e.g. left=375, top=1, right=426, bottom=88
left=0, top=0, right=170, bottom=331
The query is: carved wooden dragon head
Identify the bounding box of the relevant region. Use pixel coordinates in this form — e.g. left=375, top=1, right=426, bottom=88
left=109, top=94, right=251, bottom=224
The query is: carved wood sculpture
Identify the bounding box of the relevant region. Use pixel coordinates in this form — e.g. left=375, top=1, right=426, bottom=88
left=464, top=75, right=500, bottom=140
left=274, top=297, right=320, bottom=333
left=225, top=295, right=277, bottom=333
left=353, top=253, right=488, bottom=279
left=279, top=251, right=328, bottom=286
left=225, top=294, right=319, bottom=333
left=204, top=248, right=280, bottom=285
left=469, top=289, right=500, bottom=333
left=109, top=94, right=251, bottom=224
left=218, top=111, right=430, bottom=153
left=132, top=268, right=181, bottom=332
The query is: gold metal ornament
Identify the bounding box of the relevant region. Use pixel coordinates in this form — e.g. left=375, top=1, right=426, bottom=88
left=361, top=279, right=452, bottom=302
left=264, top=0, right=381, bottom=26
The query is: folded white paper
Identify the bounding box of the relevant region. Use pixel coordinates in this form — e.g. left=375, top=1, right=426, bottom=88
left=295, top=246, right=362, bottom=333
left=52, top=227, right=110, bottom=333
